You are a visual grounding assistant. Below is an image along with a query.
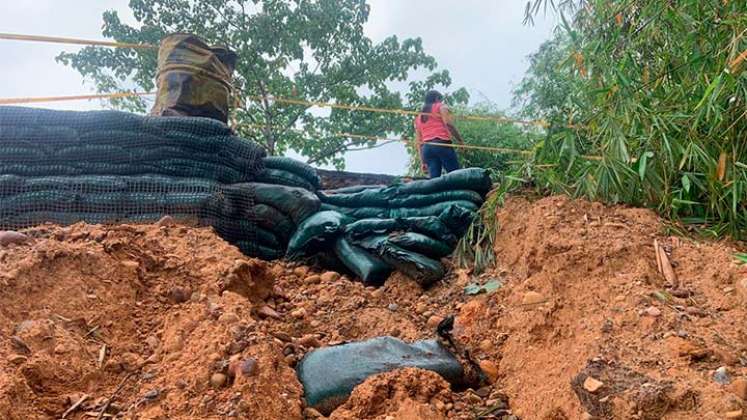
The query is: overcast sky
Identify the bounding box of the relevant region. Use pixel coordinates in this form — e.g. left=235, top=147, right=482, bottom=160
left=0, top=1, right=557, bottom=175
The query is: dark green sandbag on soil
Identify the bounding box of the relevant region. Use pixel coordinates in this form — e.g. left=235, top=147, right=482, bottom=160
left=438, top=205, right=479, bottom=237
left=389, top=189, right=484, bottom=208
left=297, top=336, right=465, bottom=415
left=343, top=216, right=458, bottom=247
left=393, top=168, right=492, bottom=197
left=263, top=156, right=321, bottom=189
left=251, top=204, right=295, bottom=242
left=354, top=235, right=445, bottom=287
left=387, top=232, right=453, bottom=259
left=316, top=187, right=392, bottom=208
left=389, top=200, right=479, bottom=219
left=287, top=211, right=352, bottom=259
left=227, top=183, right=320, bottom=224
left=255, top=168, right=316, bottom=191
left=333, top=237, right=391, bottom=287
left=324, top=184, right=387, bottom=194
left=319, top=203, right=389, bottom=220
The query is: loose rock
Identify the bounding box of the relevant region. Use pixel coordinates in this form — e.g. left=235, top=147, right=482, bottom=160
left=728, top=378, right=747, bottom=400
left=320, top=271, right=341, bottom=282
left=714, top=366, right=731, bottom=385
left=479, top=360, right=499, bottom=383
left=0, top=231, right=28, bottom=246
left=644, top=306, right=662, bottom=317
left=426, top=315, right=444, bottom=329
left=521, top=291, right=545, bottom=305
left=583, top=376, right=604, bottom=393
left=210, top=373, right=227, bottom=388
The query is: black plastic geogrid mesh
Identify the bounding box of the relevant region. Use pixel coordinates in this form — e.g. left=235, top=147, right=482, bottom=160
left=0, top=106, right=293, bottom=259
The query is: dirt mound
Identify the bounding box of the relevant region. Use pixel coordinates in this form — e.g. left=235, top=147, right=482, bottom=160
left=0, top=222, right=301, bottom=419
left=3, top=194, right=746, bottom=419
left=329, top=368, right=451, bottom=419
left=455, top=195, right=747, bottom=419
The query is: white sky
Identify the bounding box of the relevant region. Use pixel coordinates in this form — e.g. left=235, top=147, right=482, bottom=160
left=0, top=0, right=557, bottom=175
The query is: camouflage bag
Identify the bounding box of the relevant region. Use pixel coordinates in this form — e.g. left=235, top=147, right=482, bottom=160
left=150, top=34, right=237, bottom=123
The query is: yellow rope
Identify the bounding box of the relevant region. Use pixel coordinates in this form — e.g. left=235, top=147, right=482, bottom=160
left=0, top=90, right=556, bottom=128
left=0, top=32, right=156, bottom=49
left=240, top=122, right=602, bottom=160
left=0, top=31, right=583, bottom=128
left=0, top=91, right=154, bottom=105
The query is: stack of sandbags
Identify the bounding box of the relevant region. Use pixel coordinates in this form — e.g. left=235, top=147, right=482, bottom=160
left=0, top=106, right=324, bottom=261
left=317, top=168, right=490, bottom=219
left=217, top=183, right=320, bottom=260
left=0, top=106, right=264, bottom=183
left=287, top=169, right=491, bottom=286
left=255, top=156, right=321, bottom=191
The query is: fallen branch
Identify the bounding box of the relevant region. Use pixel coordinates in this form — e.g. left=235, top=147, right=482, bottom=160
left=61, top=394, right=89, bottom=419
left=96, top=371, right=137, bottom=420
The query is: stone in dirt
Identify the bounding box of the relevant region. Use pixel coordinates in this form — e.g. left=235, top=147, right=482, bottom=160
left=321, top=271, right=341, bottom=282
left=0, top=231, right=29, bottom=246
left=521, top=291, right=545, bottom=305
left=728, top=378, right=747, bottom=400
left=479, top=360, right=499, bottom=384
left=714, top=366, right=731, bottom=385
left=257, top=305, right=281, bottom=319
left=583, top=377, right=604, bottom=393
left=644, top=306, right=662, bottom=317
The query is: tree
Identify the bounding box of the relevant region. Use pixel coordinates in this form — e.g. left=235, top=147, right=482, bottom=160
left=57, top=0, right=468, bottom=168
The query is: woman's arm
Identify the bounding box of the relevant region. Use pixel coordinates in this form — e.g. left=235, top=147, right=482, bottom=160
left=440, top=105, right=464, bottom=144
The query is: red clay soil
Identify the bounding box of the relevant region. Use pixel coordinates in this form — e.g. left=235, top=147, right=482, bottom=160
left=454, top=196, right=747, bottom=419
left=1, top=195, right=746, bottom=419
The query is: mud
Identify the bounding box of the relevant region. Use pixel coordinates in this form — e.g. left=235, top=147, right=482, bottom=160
left=1, top=195, right=746, bottom=419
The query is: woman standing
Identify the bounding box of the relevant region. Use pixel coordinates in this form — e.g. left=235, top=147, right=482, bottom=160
left=414, top=90, right=464, bottom=178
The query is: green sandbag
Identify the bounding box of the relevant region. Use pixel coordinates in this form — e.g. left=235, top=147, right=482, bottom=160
left=389, top=200, right=479, bottom=219
left=438, top=205, right=478, bottom=236
left=263, top=156, right=321, bottom=189
left=317, top=187, right=391, bottom=208
left=344, top=216, right=458, bottom=247
left=251, top=204, right=295, bottom=241
left=287, top=211, right=352, bottom=259
left=387, top=232, right=453, bottom=259
left=333, top=237, right=392, bottom=287
left=393, top=168, right=492, bottom=197
left=230, top=183, right=320, bottom=224
left=320, top=203, right=389, bottom=220
left=325, top=184, right=387, bottom=194
left=297, top=337, right=465, bottom=415
left=344, top=219, right=400, bottom=238
left=256, top=168, right=316, bottom=191
left=214, top=220, right=282, bottom=249
left=389, top=190, right=484, bottom=208
left=355, top=235, right=445, bottom=287
left=402, top=216, right=459, bottom=247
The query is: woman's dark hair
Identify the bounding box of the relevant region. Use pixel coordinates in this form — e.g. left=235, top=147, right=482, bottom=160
left=420, top=90, right=444, bottom=123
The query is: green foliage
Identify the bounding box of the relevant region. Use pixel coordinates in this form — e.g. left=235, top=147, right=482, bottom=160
left=517, top=0, right=747, bottom=238
left=56, top=0, right=468, bottom=168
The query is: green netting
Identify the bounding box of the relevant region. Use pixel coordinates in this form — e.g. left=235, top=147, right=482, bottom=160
left=263, top=156, right=321, bottom=189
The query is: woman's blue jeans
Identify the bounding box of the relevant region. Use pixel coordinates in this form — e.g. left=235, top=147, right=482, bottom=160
left=422, top=139, right=460, bottom=178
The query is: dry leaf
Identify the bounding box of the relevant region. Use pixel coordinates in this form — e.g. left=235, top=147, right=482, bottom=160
left=717, top=151, right=727, bottom=181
